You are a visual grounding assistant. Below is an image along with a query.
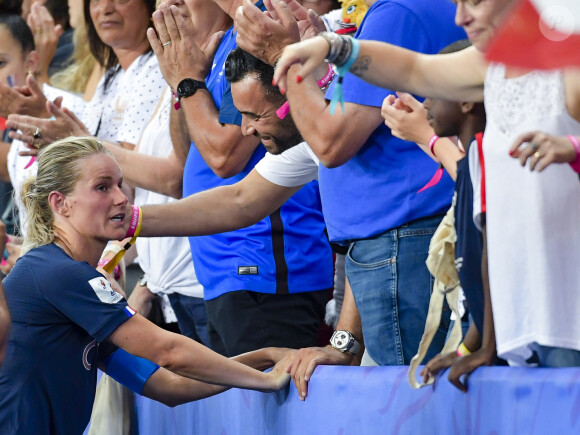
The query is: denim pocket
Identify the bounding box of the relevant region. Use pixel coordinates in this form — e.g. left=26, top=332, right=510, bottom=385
left=347, top=237, right=396, bottom=270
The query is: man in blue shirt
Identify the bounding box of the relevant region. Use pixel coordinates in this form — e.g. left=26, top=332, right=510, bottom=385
left=237, top=0, right=466, bottom=367
left=151, top=2, right=333, bottom=356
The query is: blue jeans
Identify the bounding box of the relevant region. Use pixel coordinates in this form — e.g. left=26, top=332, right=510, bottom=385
left=167, top=293, right=211, bottom=347
left=346, top=214, right=449, bottom=366
left=532, top=343, right=580, bottom=367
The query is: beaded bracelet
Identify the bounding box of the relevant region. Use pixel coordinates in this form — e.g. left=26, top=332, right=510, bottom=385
left=329, top=37, right=360, bottom=114
left=567, top=135, right=580, bottom=173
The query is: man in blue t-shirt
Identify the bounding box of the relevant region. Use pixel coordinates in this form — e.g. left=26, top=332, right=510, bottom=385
left=151, top=2, right=333, bottom=356
left=238, top=0, right=466, bottom=366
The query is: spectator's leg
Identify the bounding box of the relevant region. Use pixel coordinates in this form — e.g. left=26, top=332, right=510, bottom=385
left=346, top=214, right=447, bottom=365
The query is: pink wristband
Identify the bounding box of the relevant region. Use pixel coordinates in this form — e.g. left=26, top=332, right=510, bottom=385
left=429, top=134, right=440, bottom=157
left=317, top=63, right=335, bottom=88
left=276, top=65, right=336, bottom=120
left=125, top=205, right=140, bottom=239
left=567, top=135, right=580, bottom=173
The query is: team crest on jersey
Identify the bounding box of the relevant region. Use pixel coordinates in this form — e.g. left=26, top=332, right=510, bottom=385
left=88, top=277, right=123, bottom=304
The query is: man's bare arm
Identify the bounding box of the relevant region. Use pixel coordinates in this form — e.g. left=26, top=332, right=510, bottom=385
left=140, top=169, right=302, bottom=237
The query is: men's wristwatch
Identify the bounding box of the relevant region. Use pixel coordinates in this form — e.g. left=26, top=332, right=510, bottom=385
left=330, top=330, right=361, bottom=355
left=176, top=78, right=207, bottom=101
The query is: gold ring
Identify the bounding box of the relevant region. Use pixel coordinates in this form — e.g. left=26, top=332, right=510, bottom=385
left=534, top=151, right=541, bottom=159
left=34, top=142, right=42, bottom=149
left=162, top=41, right=171, bottom=47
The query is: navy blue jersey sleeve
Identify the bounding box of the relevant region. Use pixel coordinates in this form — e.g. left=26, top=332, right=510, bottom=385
left=218, top=81, right=243, bottom=126
left=32, top=261, right=134, bottom=342
left=326, top=2, right=431, bottom=108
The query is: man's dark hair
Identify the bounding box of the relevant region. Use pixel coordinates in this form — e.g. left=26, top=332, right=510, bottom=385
left=0, top=13, right=35, bottom=54
left=225, top=47, right=284, bottom=104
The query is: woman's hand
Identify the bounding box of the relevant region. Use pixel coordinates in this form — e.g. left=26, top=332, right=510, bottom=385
left=0, top=240, right=20, bottom=276
left=509, top=131, right=578, bottom=172
left=27, top=1, right=64, bottom=85
left=7, top=100, right=90, bottom=154
left=0, top=74, right=49, bottom=119
left=265, top=352, right=293, bottom=391
left=273, top=35, right=329, bottom=94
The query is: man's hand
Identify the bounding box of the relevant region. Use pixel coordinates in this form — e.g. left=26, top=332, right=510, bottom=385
left=7, top=100, right=89, bottom=154
left=287, top=345, right=353, bottom=400
left=148, top=4, right=224, bottom=89
left=236, top=0, right=325, bottom=66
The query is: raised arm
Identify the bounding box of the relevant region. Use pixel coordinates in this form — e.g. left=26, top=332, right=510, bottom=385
left=149, top=5, right=259, bottom=178
left=274, top=36, right=488, bottom=102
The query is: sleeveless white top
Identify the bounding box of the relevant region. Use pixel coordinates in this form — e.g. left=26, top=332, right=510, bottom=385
left=483, top=64, right=580, bottom=365
left=134, top=87, right=203, bottom=299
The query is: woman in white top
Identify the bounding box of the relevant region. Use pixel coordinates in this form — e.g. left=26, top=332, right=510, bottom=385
left=273, top=0, right=580, bottom=375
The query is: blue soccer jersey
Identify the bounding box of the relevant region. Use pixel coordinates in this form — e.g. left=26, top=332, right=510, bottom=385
left=0, top=244, right=134, bottom=435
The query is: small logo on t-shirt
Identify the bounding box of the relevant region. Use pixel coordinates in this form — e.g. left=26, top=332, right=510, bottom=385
left=88, top=277, right=123, bottom=304
left=238, top=266, right=258, bottom=275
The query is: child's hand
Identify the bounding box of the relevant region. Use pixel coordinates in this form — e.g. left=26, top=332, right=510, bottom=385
left=381, top=92, right=433, bottom=146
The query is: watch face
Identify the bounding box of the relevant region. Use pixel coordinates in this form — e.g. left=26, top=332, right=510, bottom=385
left=177, top=79, right=196, bottom=98
left=331, top=331, right=351, bottom=350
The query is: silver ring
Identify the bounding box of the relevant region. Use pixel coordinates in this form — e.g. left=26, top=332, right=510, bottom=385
left=529, top=141, right=539, bottom=152
left=162, top=40, right=171, bottom=47
left=33, top=127, right=41, bottom=139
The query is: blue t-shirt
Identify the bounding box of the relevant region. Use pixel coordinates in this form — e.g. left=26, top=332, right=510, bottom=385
left=320, top=0, right=466, bottom=242
left=183, top=26, right=333, bottom=300
left=0, top=244, right=134, bottom=435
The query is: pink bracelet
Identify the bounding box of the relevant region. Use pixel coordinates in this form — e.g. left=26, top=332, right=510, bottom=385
left=171, top=91, right=181, bottom=110
left=317, top=63, right=335, bottom=89
left=429, top=134, right=440, bottom=157
left=276, top=65, right=336, bottom=120
left=125, top=205, right=141, bottom=239
left=567, top=135, right=580, bottom=173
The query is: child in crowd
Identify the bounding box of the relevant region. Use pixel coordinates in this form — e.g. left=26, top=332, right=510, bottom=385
left=382, top=39, right=495, bottom=392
